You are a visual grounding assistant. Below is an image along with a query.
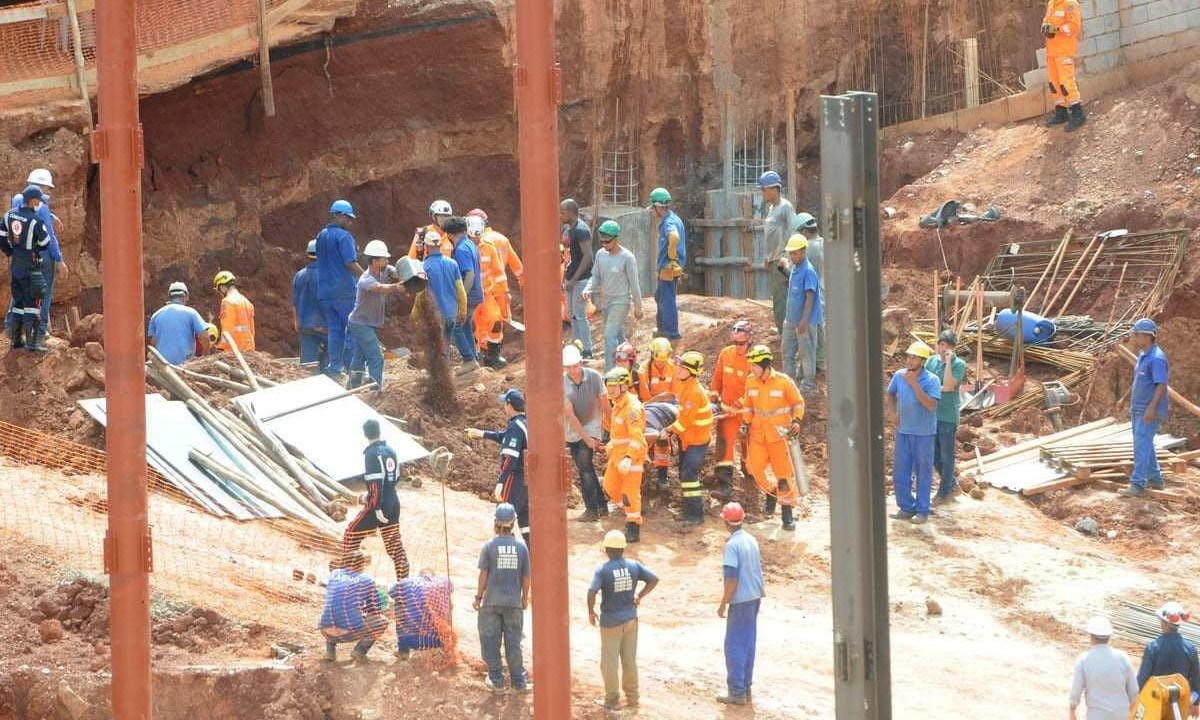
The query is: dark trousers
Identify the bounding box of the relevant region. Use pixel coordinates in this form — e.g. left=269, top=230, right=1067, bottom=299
left=933, top=420, right=958, bottom=498
left=569, top=440, right=606, bottom=512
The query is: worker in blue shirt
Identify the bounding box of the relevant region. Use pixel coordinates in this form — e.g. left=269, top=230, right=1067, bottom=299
left=782, top=234, right=822, bottom=394
left=292, top=239, right=326, bottom=374
left=1136, top=601, right=1200, bottom=715
left=1, top=186, right=52, bottom=351
left=1123, top=318, right=1169, bottom=497
left=467, top=389, right=530, bottom=548
left=887, top=341, right=942, bottom=524
left=717, top=502, right=764, bottom=706
left=448, top=216, right=483, bottom=348
left=649, top=187, right=685, bottom=340
left=314, top=199, right=364, bottom=379
left=318, top=550, right=389, bottom=664
left=587, top=529, right=659, bottom=712
left=147, top=281, right=210, bottom=365
left=8, top=169, right=66, bottom=335
left=418, top=229, right=477, bottom=368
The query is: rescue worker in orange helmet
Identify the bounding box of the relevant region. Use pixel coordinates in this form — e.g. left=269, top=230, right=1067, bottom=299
left=408, top=199, right=455, bottom=261
left=1042, top=0, right=1086, bottom=131
left=603, top=367, right=648, bottom=544
left=739, top=344, right=804, bottom=531
left=212, top=270, right=255, bottom=352
left=639, top=337, right=678, bottom=492
left=663, top=351, right=715, bottom=526
left=467, top=215, right=507, bottom=368
left=710, top=321, right=753, bottom=501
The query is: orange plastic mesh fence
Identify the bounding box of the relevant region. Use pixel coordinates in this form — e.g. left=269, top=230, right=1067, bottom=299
left=0, top=418, right=458, bottom=667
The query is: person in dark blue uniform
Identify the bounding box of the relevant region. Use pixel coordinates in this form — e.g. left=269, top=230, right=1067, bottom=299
left=467, top=388, right=530, bottom=548
left=1, top=186, right=51, bottom=352
left=343, top=419, right=410, bottom=581
left=292, top=238, right=327, bottom=373
left=1137, top=601, right=1200, bottom=715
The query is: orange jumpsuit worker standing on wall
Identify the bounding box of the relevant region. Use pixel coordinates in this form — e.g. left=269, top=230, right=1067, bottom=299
left=604, top=366, right=648, bottom=545
left=740, top=344, right=804, bottom=531
left=1042, top=0, right=1086, bottom=131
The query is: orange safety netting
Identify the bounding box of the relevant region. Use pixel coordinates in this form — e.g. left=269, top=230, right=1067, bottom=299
left=0, top=418, right=458, bottom=667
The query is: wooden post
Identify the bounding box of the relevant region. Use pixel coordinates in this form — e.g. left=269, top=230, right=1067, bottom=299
left=920, top=0, right=930, bottom=117
left=963, top=37, right=981, bottom=108
left=255, top=0, right=276, bottom=117
left=65, top=0, right=92, bottom=126
left=786, top=88, right=797, bottom=204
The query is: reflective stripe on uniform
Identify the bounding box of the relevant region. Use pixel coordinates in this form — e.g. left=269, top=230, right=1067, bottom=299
left=364, top=472, right=384, bottom=480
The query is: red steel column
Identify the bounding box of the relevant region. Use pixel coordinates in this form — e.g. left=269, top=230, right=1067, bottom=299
left=95, top=1, right=152, bottom=717
left=514, top=0, right=569, bottom=717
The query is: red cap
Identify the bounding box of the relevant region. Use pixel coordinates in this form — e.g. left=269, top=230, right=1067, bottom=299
left=466, top=208, right=488, bottom=222
left=722, top=502, right=745, bottom=523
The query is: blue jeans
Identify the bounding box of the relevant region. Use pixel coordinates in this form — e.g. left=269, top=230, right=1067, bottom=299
left=893, top=432, right=935, bottom=516
left=566, top=282, right=593, bottom=355
left=347, top=323, right=385, bottom=390
left=933, top=420, right=958, bottom=498
left=478, top=605, right=527, bottom=689
left=782, top=323, right=819, bottom=393
left=39, top=258, right=55, bottom=327
left=318, top=297, right=355, bottom=374
left=655, top=279, right=680, bottom=339
left=1130, top=412, right=1162, bottom=489
left=724, top=598, right=760, bottom=698
left=466, top=301, right=480, bottom=352
left=601, top=302, right=630, bottom=370
left=443, top=318, right=477, bottom=362
left=299, top=328, right=327, bottom=373
left=569, top=440, right=606, bottom=512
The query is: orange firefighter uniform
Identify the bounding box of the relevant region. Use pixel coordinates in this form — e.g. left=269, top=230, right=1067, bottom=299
left=604, top=389, right=648, bottom=526
left=740, top=368, right=805, bottom=506
left=217, top=287, right=256, bottom=353
left=1043, top=0, right=1082, bottom=107
left=472, top=236, right=505, bottom=351
left=711, top=344, right=751, bottom=470
left=483, top=227, right=522, bottom=322
left=408, top=224, right=454, bottom=261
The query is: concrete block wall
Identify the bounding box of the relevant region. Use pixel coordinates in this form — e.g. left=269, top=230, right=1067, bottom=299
left=1023, top=0, right=1200, bottom=87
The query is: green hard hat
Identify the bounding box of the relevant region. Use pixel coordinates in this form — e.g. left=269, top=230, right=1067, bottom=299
left=598, top=220, right=621, bottom=237
left=794, top=212, right=817, bottom=230
left=648, top=187, right=672, bottom=206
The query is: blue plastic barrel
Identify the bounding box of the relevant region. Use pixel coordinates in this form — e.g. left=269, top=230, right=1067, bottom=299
left=995, top=309, right=1056, bottom=345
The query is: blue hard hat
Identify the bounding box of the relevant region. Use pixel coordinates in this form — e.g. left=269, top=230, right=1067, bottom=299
left=756, top=171, right=782, bottom=189
left=21, top=185, right=44, bottom=202
left=494, top=503, right=517, bottom=524
left=498, top=388, right=525, bottom=411
left=329, top=199, right=356, bottom=218
left=1132, top=318, right=1157, bottom=336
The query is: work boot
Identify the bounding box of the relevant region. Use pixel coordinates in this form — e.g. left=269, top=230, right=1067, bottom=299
left=1044, top=105, right=1069, bottom=126
left=575, top=509, right=600, bottom=522
left=710, top=466, right=734, bottom=501
left=684, top=497, right=705, bottom=525
left=655, top=465, right=668, bottom=490
left=1148, top=478, right=1165, bottom=490
left=7, top=318, right=24, bottom=350
left=716, top=694, right=748, bottom=706
left=486, top=342, right=508, bottom=369
left=763, top=494, right=777, bottom=517
left=781, top=505, right=796, bottom=531
left=1119, top=485, right=1146, bottom=498
left=456, top=359, right=481, bottom=375
left=889, top=510, right=915, bottom=520
left=1065, top=103, right=1086, bottom=132
left=624, top=521, right=640, bottom=544
left=27, top=323, right=47, bottom=353
left=346, top=371, right=365, bottom=389
left=323, top=641, right=337, bottom=662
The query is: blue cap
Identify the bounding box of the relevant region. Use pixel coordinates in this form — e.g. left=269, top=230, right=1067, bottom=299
left=498, top=388, right=525, bottom=411
left=329, top=199, right=356, bottom=218
left=756, top=170, right=782, bottom=189
left=494, top=503, right=517, bottom=524
left=1132, top=318, right=1157, bottom=336
left=21, top=185, right=44, bottom=202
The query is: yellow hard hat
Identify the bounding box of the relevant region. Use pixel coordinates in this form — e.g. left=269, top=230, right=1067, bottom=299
left=650, top=337, right=672, bottom=360
left=212, top=270, right=236, bottom=288
left=747, top=344, right=773, bottom=363
left=602, top=529, right=627, bottom=549
left=204, top=323, right=219, bottom=343
left=784, top=234, right=809, bottom=252
left=905, top=340, right=934, bottom=359
left=604, top=367, right=631, bottom=386
left=678, top=350, right=704, bottom=376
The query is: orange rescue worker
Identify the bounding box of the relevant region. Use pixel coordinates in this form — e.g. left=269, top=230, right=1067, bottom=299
left=213, top=270, right=255, bottom=352
left=664, top=351, right=714, bottom=526
left=604, top=367, right=648, bottom=544
left=467, top=208, right=523, bottom=323
left=1042, top=0, right=1086, bottom=131
left=740, top=344, right=803, bottom=531
left=467, top=215, right=507, bottom=368
left=408, top=199, right=455, bottom=261
left=639, top=337, right=678, bottom=490
left=602, top=342, right=642, bottom=439
left=710, top=320, right=753, bottom=501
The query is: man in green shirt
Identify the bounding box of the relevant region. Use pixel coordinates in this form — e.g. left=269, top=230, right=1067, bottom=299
left=926, top=330, right=967, bottom=504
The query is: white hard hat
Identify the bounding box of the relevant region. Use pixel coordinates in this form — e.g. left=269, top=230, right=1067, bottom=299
left=1085, top=616, right=1112, bottom=637
left=27, top=168, right=54, bottom=188
left=562, top=344, right=582, bottom=367
left=466, top=216, right=486, bottom=237
left=429, top=199, right=452, bottom=216
left=168, top=281, right=188, bottom=296
left=423, top=229, right=442, bottom=246
left=1158, top=601, right=1190, bottom=626
left=363, top=239, right=390, bottom=258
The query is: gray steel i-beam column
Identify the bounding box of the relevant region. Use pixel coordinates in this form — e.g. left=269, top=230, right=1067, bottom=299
left=820, top=91, right=891, bottom=720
